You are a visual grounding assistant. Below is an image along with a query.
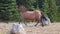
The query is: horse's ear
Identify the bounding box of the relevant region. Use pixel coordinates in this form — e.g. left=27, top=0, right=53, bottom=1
left=18, top=6, right=23, bottom=12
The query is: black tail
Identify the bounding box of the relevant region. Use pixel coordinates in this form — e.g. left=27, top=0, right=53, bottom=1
left=41, top=12, right=47, bottom=27
left=41, top=12, right=47, bottom=20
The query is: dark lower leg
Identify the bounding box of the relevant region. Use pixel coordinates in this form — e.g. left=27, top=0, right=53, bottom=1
left=24, top=20, right=27, bottom=26
left=41, top=23, right=44, bottom=27
left=34, top=23, right=39, bottom=26
left=34, top=21, right=39, bottom=26
left=41, top=20, right=44, bottom=27
left=24, top=22, right=27, bottom=26
left=19, top=19, right=21, bottom=24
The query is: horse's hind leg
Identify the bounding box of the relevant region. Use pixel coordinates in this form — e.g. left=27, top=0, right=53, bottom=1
left=34, top=20, right=40, bottom=26
left=41, top=19, right=45, bottom=27
left=34, top=22, right=39, bottom=26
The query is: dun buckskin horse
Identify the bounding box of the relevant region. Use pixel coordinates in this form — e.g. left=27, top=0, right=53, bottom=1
left=18, top=5, right=45, bottom=26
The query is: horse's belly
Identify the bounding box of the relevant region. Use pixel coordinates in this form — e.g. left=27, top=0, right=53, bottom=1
left=23, top=16, right=35, bottom=20
left=24, top=18, right=34, bottom=20
left=23, top=13, right=35, bottom=20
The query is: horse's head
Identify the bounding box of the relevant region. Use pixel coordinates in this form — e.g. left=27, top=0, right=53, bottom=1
left=19, top=5, right=27, bottom=12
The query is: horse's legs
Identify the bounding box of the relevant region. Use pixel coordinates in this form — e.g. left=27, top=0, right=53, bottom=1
left=24, top=20, right=28, bottom=26
left=34, top=20, right=40, bottom=26
left=41, top=18, right=45, bottom=27
left=41, top=22, right=44, bottom=27
left=34, top=23, right=39, bottom=26
left=19, top=21, right=20, bottom=24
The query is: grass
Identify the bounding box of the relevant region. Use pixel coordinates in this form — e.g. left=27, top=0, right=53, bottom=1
left=0, top=22, right=60, bottom=34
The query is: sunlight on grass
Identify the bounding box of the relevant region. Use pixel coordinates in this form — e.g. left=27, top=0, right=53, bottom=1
left=0, top=32, right=6, bottom=34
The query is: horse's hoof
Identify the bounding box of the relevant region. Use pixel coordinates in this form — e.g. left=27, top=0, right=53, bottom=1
left=41, top=24, right=45, bottom=27
left=42, top=25, right=44, bottom=27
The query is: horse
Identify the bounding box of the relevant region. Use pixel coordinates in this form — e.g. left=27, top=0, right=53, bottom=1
left=18, top=5, right=45, bottom=26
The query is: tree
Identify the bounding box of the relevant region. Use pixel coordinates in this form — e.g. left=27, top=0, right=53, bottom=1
left=56, top=0, right=60, bottom=22
left=0, top=0, right=18, bottom=21
left=49, top=0, right=58, bottom=22
left=16, top=0, right=36, bottom=11
left=43, top=0, right=49, bottom=16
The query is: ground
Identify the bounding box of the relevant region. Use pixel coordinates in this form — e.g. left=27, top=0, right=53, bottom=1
left=0, top=22, right=60, bottom=34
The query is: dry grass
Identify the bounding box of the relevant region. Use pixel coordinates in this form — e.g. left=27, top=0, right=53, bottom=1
left=0, top=22, right=60, bottom=34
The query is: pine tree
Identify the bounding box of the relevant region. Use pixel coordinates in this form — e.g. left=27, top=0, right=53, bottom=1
left=16, top=0, right=36, bottom=11
left=0, top=0, right=18, bottom=21
left=24, top=0, right=36, bottom=10
left=49, top=0, right=57, bottom=22
left=43, top=0, right=49, bottom=16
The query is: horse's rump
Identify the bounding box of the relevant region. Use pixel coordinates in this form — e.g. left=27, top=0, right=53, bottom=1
left=34, top=10, right=41, bottom=20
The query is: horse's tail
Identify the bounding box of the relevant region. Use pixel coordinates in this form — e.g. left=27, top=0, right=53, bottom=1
left=41, top=12, right=47, bottom=20
left=41, top=12, right=51, bottom=27
left=41, top=12, right=47, bottom=27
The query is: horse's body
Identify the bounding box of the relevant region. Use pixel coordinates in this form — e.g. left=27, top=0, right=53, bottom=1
left=22, top=10, right=41, bottom=20
left=19, top=6, right=42, bottom=26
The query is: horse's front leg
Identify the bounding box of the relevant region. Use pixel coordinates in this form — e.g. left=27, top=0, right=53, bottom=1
left=24, top=20, right=28, bottom=26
